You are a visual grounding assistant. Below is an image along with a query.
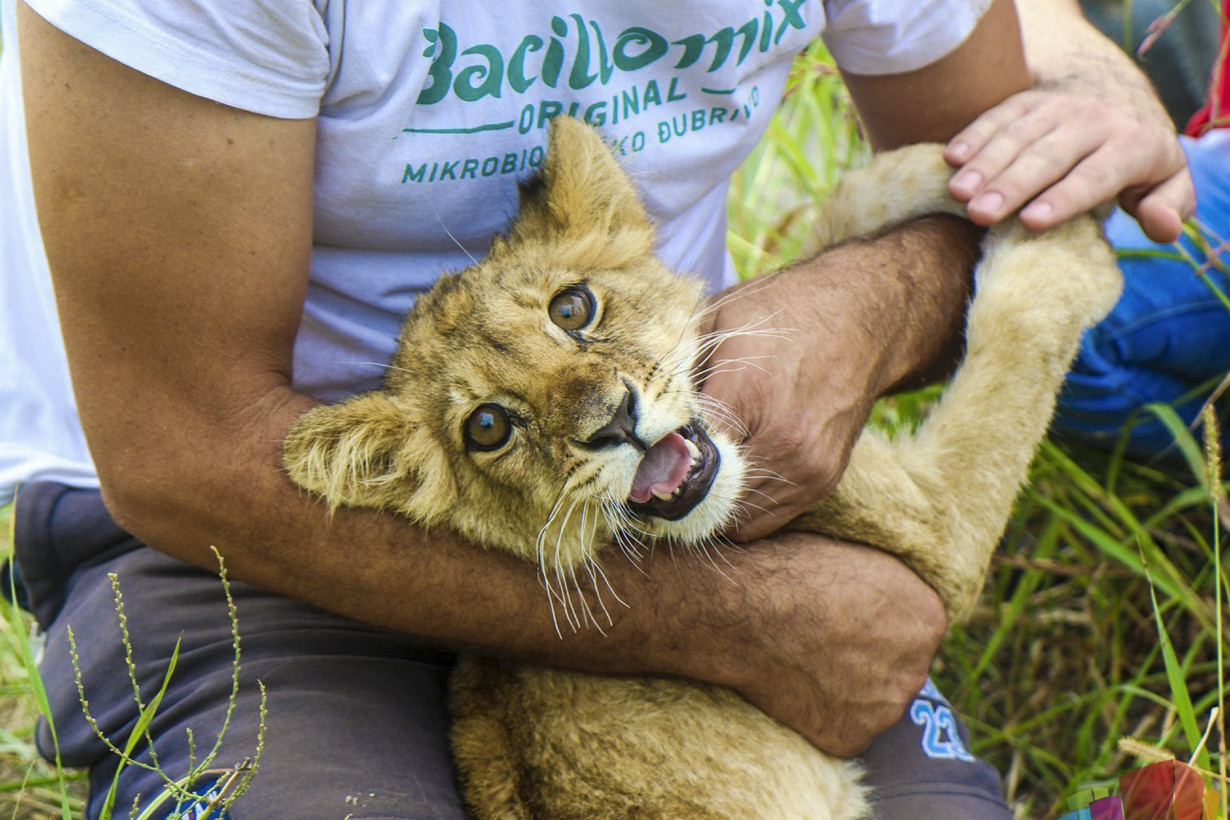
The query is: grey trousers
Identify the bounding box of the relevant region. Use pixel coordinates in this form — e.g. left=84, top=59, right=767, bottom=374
left=14, top=482, right=1010, bottom=819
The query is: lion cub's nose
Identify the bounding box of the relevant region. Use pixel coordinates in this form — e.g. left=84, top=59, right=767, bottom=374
left=584, top=387, right=648, bottom=452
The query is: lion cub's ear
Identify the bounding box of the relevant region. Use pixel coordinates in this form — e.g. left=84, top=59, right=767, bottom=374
left=506, top=117, right=654, bottom=263
left=283, top=392, right=456, bottom=520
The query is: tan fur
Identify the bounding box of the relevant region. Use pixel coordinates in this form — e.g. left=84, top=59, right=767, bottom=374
left=283, top=118, right=1122, bottom=819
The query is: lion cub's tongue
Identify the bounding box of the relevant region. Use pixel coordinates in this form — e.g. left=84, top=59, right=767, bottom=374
left=629, top=432, right=693, bottom=503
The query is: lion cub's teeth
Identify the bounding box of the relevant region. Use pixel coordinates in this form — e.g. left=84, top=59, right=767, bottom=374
left=652, top=488, right=676, bottom=502
left=682, top=437, right=702, bottom=476
left=683, top=438, right=701, bottom=460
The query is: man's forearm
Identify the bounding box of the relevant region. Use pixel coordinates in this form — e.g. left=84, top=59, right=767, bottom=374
left=100, top=378, right=944, bottom=757
left=101, top=384, right=650, bottom=667
left=805, top=213, right=983, bottom=397
left=700, top=212, right=981, bottom=540
left=1017, top=0, right=1167, bottom=115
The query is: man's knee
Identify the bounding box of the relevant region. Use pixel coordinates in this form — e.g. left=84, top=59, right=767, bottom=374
left=856, top=680, right=1011, bottom=820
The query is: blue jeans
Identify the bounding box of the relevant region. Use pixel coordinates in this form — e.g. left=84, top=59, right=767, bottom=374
left=1053, top=130, right=1230, bottom=458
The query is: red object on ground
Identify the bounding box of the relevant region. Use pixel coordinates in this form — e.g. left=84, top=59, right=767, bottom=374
left=1118, top=760, right=1217, bottom=820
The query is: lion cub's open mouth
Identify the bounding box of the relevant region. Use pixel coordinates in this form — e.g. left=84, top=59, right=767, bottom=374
left=627, top=423, right=720, bottom=521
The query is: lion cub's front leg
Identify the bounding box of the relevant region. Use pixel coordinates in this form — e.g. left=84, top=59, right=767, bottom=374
left=794, top=205, right=1121, bottom=621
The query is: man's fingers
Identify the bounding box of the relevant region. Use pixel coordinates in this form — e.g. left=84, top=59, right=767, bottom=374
left=949, top=115, right=1067, bottom=206
left=1013, top=146, right=1138, bottom=230
left=944, top=94, right=1034, bottom=167
left=1122, top=170, right=1195, bottom=244
left=1015, top=145, right=1192, bottom=241
left=951, top=99, right=1137, bottom=224
left=944, top=88, right=1193, bottom=242
left=966, top=134, right=1112, bottom=225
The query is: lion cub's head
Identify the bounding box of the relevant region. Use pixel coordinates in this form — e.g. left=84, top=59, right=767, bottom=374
left=283, top=118, right=746, bottom=572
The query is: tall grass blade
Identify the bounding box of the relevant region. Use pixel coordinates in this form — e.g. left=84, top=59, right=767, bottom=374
left=4, top=507, right=75, bottom=820
left=1140, top=546, right=1212, bottom=771
left=98, top=638, right=180, bottom=820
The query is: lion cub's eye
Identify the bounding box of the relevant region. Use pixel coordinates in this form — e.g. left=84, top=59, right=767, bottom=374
left=548, top=286, right=595, bottom=332
left=465, top=404, right=513, bottom=452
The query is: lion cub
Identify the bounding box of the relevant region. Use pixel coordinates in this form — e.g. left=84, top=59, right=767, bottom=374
left=283, top=118, right=1121, bottom=819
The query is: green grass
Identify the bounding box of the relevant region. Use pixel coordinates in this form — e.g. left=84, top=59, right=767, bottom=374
left=935, top=440, right=1228, bottom=818
left=1, top=36, right=1227, bottom=820
left=0, top=505, right=88, bottom=819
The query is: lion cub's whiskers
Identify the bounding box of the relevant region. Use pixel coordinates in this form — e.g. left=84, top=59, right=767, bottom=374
left=535, top=470, right=638, bottom=636
left=739, top=487, right=782, bottom=509
left=689, top=276, right=780, bottom=322
left=734, top=499, right=775, bottom=520
left=662, top=322, right=787, bottom=386
left=576, top=488, right=647, bottom=632
left=605, top=502, right=653, bottom=569
left=574, top=501, right=614, bottom=632
left=580, top=555, right=628, bottom=634
left=693, top=321, right=790, bottom=351
left=647, top=311, right=784, bottom=406
left=432, top=206, right=479, bottom=265
left=726, top=503, right=754, bottom=530
left=341, top=361, right=416, bottom=375
left=536, top=489, right=583, bottom=636
left=613, top=532, right=649, bottom=566
left=552, top=497, right=588, bottom=632
left=538, top=463, right=699, bottom=636
left=691, top=534, right=738, bottom=576
left=602, top=498, right=652, bottom=547
left=730, top=463, right=795, bottom=520
left=687, top=392, right=749, bottom=439
left=742, top=463, right=795, bottom=489
left=690, top=313, right=790, bottom=362
left=686, top=355, right=775, bottom=384
left=663, top=534, right=738, bottom=585
left=657, top=320, right=782, bottom=382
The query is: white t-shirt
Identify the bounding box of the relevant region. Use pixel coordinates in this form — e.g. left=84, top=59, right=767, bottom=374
left=0, top=0, right=992, bottom=503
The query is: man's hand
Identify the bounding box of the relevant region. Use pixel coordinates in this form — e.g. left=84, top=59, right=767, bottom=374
left=942, top=0, right=1195, bottom=244
left=700, top=217, right=979, bottom=542
left=843, top=0, right=1192, bottom=243
left=699, top=269, right=877, bottom=541
left=945, top=89, right=1193, bottom=243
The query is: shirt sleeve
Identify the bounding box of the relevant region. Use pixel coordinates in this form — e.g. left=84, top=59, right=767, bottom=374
left=24, top=0, right=331, bottom=118
left=822, top=0, right=995, bottom=76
